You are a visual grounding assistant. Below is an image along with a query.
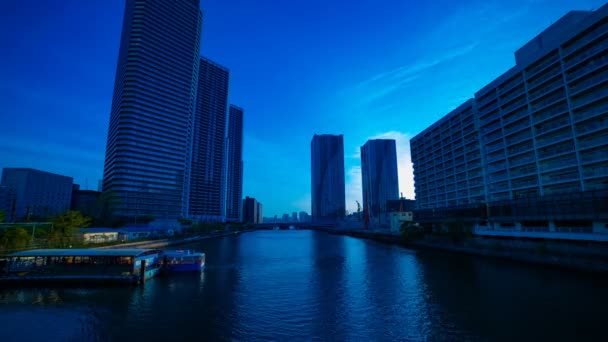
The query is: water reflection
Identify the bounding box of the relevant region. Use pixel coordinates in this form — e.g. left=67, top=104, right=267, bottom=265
left=1, top=231, right=608, bottom=341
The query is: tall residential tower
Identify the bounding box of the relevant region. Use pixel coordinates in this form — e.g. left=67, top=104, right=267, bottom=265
left=226, top=105, right=244, bottom=222
left=311, top=134, right=345, bottom=222
left=188, top=58, right=230, bottom=221
left=102, top=0, right=202, bottom=218
left=361, top=139, right=399, bottom=224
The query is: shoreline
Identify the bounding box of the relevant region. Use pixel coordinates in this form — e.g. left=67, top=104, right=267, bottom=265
left=98, top=230, right=249, bottom=250
left=316, top=228, right=608, bottom=274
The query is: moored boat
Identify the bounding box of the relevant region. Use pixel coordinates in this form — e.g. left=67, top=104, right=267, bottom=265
left=162, top=250, right=205, bottom=273
left=0, top=249, right=162, bottom=286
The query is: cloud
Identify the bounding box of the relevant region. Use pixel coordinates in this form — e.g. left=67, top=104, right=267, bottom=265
left=344, top=131, right=415, bottom=213
left=352, top=42, right=478, bottom=106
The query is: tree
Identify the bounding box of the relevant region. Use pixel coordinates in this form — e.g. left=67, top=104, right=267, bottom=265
left=0, top=210, right=5, bottom=223
left=52, top=211, right=92, bottom=247
left=0, top=227, right=31, bottom=252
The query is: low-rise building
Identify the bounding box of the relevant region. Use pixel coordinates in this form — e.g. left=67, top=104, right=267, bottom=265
left=79, top=228, right=120, bottom=244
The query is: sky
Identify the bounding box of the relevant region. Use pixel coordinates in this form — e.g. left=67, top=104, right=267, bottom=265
left=0, top=0, right=605, bottom=217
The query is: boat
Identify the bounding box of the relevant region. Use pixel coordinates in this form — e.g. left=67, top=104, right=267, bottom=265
left=0, top=249, right=162, bottom=285
left=161, top=250, right=205, bottom=273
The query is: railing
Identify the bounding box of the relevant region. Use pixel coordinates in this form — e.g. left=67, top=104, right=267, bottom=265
left=571, top=84, right=608, bottom=109
left=511, top=176, right=538, bottom=189
left=533, top=101, right=569, bottom=124
left=498, top=74, right=524, bottom=95
left=575, top=117, right=608, bottom=136
left=500, top=87, right=525, bottom=106
left=583, top=163, right=608, bottom=178
left=536, top=129, right=571, bottom=147
left=577, top=131, right=608, bottom=150
left=537, top=143, right=574, bottom=160
left=502, top=107, right=529, bottom=126
left=507, top=141, right=533, bottom=156
left=528, top=78, right=563, bottom=102
left=566, top=54, right=608, bottom=83
left=568, top=66, right=608, bottom=97
left=526, top=52, right=560, bottom=78
left=527, top=64, right=561, bottom=90
left=530, top=89, right=566, bottom=113
left=565, top=37, right=608, bottom=70
left=535, top=115, right=570, bottom=135
left=501, top=96, right=528, bottom=115
left=509, top=154, right=535, bottom=167
left=562, top=21, right=608, bottom=57
left=503, top=119, right=530, bottom=137
left=505, top=129, right=532, bottom=146
left=573, top=99, right=608, bottom=123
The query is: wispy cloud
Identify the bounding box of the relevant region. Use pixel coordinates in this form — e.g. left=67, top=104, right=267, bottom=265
left=352, top=42, right=479, bottom=106
left=344, top=131, right=415, bottom=213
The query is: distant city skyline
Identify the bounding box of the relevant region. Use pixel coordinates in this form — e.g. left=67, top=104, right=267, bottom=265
left=1, top=0, right=607, bottom=217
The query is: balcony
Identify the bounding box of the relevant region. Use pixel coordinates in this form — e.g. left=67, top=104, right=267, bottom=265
left=507, top=140, right=533, bottom=156
left=483, top=130, right=503, bottom=144
left=536, top=128, right=572, bottom=148
left=583, top=162, right=608, bottom=179
left=534, top=113, right=570, bottom=136
left=566, top=54, right=608, bottom=84
left=501, top=96, right=528, bottom=115
left=573, top=98, right=608, bottom=123
left=485, top=141, right=504, bottom=154
left=526, top=63, right=562, bottom=91
left=538, top=153, right=578, bottom=173
left=543, top=181, right=581, bottom=195
left=528, top=78, right=564, bottom=103
left=503, top=117, right=531, bottom=137
left=568, top=67, right=608, bottom=97
left=499, top=87, right=526, bottom=106
left=580, top=149, right=608, bottom=165
left=532, top=101, right=570, bottom=125
left=530, top=89, right=566, bottom=114
left=510, top=164, right=537, bottom=178
left=505, top=129, right=532, bottom=146
left=511, top=175, right=538, bottom=189
left=476, top=91, right=498, bottom=109
left=537, top=140, right=575, bottom=160
left=502, top=107, right=529, bottom=126
left=571, top=83, right=608, bottom=110
left=525, top=51, right=560, bottom=79
left=486, top=150, right=506, bottom=163
left=509, top=153, right=536, bottom=168
left=564, top=35, right=608, bottom=71
left=577, top=130, right=608, bottom=150
left=489, top=170, right=509, bottom=183
left=562, top=20, right=608, bottom=57
left=498, top=74, right=524, bottom=95
left=541, top=167, right=580, bottom=185
left=575, top=116, right=608, bottom=137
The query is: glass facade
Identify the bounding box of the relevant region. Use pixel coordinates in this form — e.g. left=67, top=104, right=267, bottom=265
left=102, top=0, right=202, bottom=218
left=311, top=134, right=345, bottom=221
left=226, top=105, right=244, bottom=222
left=361, top=139, right=399, bottom=223
left=188, top=58, right=230, bottom=221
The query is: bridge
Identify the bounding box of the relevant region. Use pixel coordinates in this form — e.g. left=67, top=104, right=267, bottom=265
left=252, top=222, right=338, bottom=230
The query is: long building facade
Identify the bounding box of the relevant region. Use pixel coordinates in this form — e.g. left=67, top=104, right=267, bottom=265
left=311, top=134, right=345, bottom=222
left=361, top=139, right=399, bottom=225
left=411, top=5, right=608, bottom=240
left=102, top=0, right=202, bottom=219
left=225, top=105, right=244, bottom=222
left=188, top=58, right=230, bottom=221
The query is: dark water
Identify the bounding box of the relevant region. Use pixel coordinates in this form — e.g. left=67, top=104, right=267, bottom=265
left=1, top=230, right=607, bottom=341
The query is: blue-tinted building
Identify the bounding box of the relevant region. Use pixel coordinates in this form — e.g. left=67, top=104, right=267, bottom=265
left=311, top=134, right=345, bottom=221
left=188, top=58, right=230, bottom=221
left=102, top=0, right=202, bottom=219
left=1, top=168, right=73, bottom=221
left=411, top=5, right=608, bottom=240
left=361, top=139, right=399, bottom=224
left=226, top=105, right=244, bottom=222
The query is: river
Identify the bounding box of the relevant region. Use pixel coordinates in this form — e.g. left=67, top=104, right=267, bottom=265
left=1, top=230, right=607, bottom=341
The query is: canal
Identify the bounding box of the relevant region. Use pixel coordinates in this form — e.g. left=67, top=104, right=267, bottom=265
left=1, top=230, right=607, bottom=341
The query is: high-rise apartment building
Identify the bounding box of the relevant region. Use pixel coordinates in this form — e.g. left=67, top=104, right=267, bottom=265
left=411, top=5, right=608, bottom=239
left=1, top=168, right=73, bottom=221
left=311, top=134, right=345, bottom=221
left=102, top=0, right=202, bottom=218
left=361, top=139, right=399, bottom=224
left=243, top=196, right=261, bottom=224
left=226, top=105, right=244, bottom=222
left=189, top=58, right=230, bottom=221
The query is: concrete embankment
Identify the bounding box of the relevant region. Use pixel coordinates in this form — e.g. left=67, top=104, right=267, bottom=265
left=318, top=228, right=608, bottom=274
left=99, top=230, right=247, bottom=249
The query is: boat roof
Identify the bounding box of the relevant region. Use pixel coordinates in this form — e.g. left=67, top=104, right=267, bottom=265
left=8, top=249, right=158, bottom=257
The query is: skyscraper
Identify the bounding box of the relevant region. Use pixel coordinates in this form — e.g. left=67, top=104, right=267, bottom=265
left=189, top=58, right=230, bottom=221
left=102, top=0, right=202, bottom=218
left=226, top=105, right=244, bottom=222
left=361, top=139, right=399, bottom=224
left=311, top=134, right=345, bottom=222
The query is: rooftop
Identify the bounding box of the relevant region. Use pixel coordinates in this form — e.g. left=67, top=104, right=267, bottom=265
left=9, top=249, right=158, bottom=257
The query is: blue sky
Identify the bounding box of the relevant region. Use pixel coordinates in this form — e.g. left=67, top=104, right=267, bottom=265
left=0, top=0, right=605, bottom=217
